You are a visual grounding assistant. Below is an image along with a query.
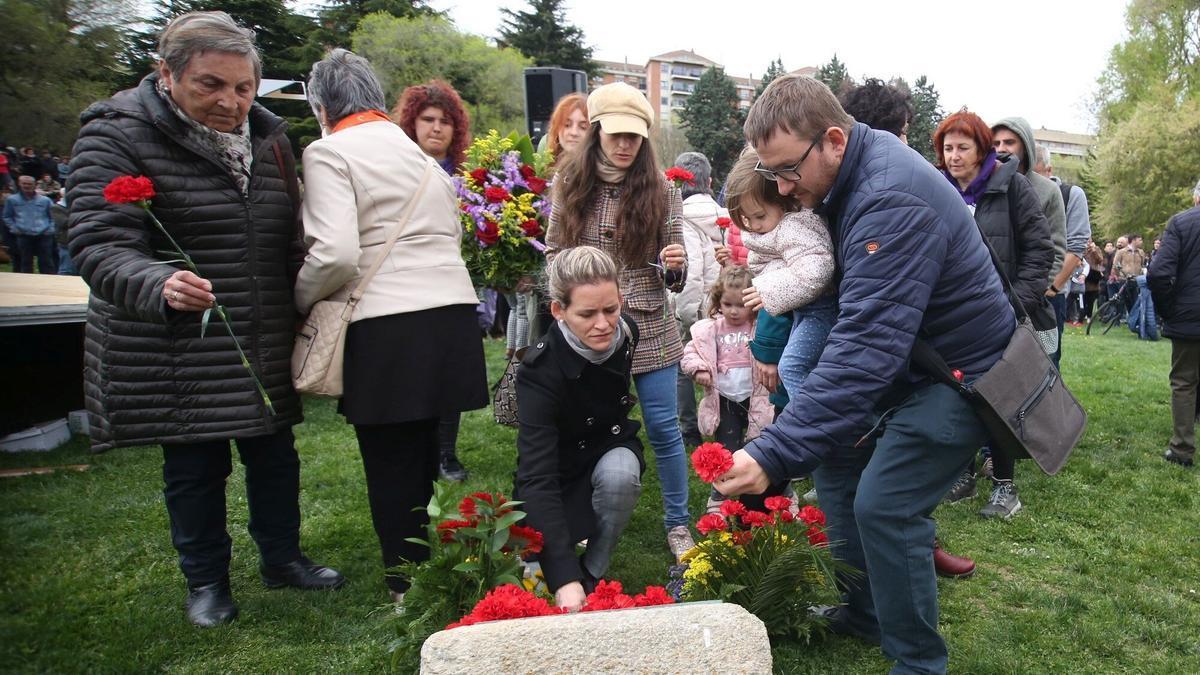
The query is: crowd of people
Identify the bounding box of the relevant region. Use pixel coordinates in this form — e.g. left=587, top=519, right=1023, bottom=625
left=0, top=146, right=73, bottom=274
left=37, top=10, right=1200, bottom=675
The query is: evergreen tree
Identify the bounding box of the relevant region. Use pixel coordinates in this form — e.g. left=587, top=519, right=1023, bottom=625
left=754, top=58, right=787, bottom=99
left=678, top=67, right=745, bottom=185
left=907, top=75, right=943, bottom=163
left=498, top=0, right=596, bottom=75
left=816, top=54, right=851, bottom=96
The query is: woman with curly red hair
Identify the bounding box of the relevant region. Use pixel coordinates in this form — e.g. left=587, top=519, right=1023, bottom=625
left=392, top=79, right=475, bottom=482
left=392, top=79, right=470, bottom=174
left=544, top=93, right=588, bottom=165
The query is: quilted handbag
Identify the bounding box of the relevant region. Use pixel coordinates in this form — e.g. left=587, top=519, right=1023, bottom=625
left=291, top=160, right=434, bottom=397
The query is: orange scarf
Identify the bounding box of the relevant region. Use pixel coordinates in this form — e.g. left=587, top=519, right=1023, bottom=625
left=332, top=110, right=393, bottom=134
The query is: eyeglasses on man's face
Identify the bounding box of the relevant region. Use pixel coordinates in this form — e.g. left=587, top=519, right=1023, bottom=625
left=754, top=130, right=827, bottom=183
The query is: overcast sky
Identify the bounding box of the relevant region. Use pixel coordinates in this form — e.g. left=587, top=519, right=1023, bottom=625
left=427, top=0, right=1130, bottom=134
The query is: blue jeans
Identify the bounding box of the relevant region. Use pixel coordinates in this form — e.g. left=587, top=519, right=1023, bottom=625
left=56, top=244, right=76, bottom=275
left=634, top=364, right=690, bottom=529
left=582, top=447, right=642, bottom=580
left=813, top=383, right=987, bottom=674
left=16, top=233, right=55, bottom=274
left=779, top=297, right=837, bottom=398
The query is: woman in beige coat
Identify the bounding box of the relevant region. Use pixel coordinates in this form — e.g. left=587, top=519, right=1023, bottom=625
left=294, top=50, right=487, bottom=601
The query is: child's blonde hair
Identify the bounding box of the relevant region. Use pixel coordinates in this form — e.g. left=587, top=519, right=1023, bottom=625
left=724, top=147, right=796, bottom=225
left=707, top=265, right=754, bottom=319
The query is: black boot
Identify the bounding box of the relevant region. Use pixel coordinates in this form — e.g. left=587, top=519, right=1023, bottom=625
left=186, top=577, right=238, bottom=627
left=438, top=415, right=468, bottom=482
left=260, top=556, right=346, bottom=590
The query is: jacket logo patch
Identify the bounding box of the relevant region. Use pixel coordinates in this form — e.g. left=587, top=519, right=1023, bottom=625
left=865, top=241, right=880, bottom=254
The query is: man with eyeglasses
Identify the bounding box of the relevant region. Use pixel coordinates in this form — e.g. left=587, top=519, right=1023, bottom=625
left=715, top=75, right=1014, bottom=675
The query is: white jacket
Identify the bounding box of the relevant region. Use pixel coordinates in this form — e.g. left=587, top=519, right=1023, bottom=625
left=673, top=193, right=726, bottom=331
left=744, top=209, right=835, bottom=317
left=294, top=120, right=479, bottom=319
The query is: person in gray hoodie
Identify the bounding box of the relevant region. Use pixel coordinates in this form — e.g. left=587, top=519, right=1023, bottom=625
left=992, top=117, right=1068, bottom=364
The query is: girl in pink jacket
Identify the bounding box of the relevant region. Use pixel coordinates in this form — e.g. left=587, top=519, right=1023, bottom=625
left=681, top=266, right=787, bottom=513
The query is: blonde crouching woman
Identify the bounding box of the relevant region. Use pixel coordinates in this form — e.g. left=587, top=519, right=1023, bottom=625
left=515, top=246, right=643, bottom=612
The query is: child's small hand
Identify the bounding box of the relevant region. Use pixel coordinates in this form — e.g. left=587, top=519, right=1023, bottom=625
left=743, top=286, right=763, bottom=312
left=714, top=245, right=731, bottom=266
left=694, top=370, right=713, bottom=387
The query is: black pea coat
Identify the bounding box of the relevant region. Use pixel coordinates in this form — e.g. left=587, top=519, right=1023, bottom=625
left=1148, top=205, right=1200, bottom=339
left=514, top=318, right=644, bottom=592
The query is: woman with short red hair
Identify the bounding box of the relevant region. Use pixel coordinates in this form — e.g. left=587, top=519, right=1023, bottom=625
left=392, top=79, right=471, bottom=174
left=934, top=109, right=1055, bottom=519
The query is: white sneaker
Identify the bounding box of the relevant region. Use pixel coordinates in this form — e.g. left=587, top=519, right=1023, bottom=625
left=666, top=525, right=696, bottom=562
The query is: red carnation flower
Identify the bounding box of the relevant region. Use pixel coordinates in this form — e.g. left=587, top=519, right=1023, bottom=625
left=779, top=510, right=795, bottom=522
left=807, top=525, right=828, bottom=547
left=470, top=168, right=489, bottom=185
left=469, top=491, right=496, bottom=505
left=740, top=510, right=773, bottom=529
left=696, top=513, right=728, bottom=535
left=763, top=496, right=792, bottom=513
left=798, top=505, right=826, bottom=526
left=506, top=524, right=544, bottom=555
left=633, top=586, right=675, bottom=607
left=477, top=220, right=500, bottom=246
left=520, top=164, right=536, bottom=180
left=731, top=530, right=754, bottom=546
left=102, top=175, right=156, bottom=204
left=520, top=219, right=543, bottom=237
left=526, top=176, right=548, bottom=195
left=436, top=518, right=473, bottom=543
left=690, top=442, right=734, bottom=483
left=582, top=580, right=636, bottom=612
left=715, top=216, right=733, bottom=230
left=446, top=584, right=559, bottom=629
left=458, top=496, right=478, bottom=519
left=664, top=166, right=695, bottom=186
left=484, top=186, right=511, bottom=203
left=719, top=499, right=747, bottom=518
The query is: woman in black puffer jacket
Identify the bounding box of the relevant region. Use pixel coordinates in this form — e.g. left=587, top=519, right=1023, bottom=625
left=934, top=110, right=1054, bottom=521
left=67, top=11, right=341, bottom=629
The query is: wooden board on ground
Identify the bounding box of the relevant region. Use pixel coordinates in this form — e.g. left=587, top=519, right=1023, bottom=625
left=0, top=274, right=90, bottom=327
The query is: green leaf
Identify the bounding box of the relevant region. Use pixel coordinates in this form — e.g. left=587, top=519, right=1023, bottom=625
left=492, top=510, right=524, bottom=531
left=403, top=537, right=431, bottom=548
left=426, top=494, right=442, bottom=519
left=147, top=259, right=187, bottom=265
left=495, top=573, right=522, bottom=587
left=452, top=561, right=480, bottom=573
left=514, top=135, right=536, bottom=166
left=200, top=307, right=212, bottom=338
left=491, top=527, right=509, bottom=554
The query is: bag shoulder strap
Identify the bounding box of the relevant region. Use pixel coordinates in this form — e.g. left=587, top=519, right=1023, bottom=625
left=347, top=159, right=436, bottom=305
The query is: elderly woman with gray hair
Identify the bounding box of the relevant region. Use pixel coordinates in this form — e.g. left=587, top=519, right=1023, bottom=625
left=294, top=49, right=487, bottom=602
left=68, top=11, right=343, bottom=628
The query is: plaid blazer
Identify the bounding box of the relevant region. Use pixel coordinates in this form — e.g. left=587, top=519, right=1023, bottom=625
left=547, top=179, right=686, bottom=374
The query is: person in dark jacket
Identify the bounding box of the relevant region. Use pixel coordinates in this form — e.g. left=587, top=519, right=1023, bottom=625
left=717, top=76, right=1014, bottom=675
left=1148, top=184, right=1200, bottom=468
left=935, top=110, right=1055, bottom=519
left=67, top=11, right=343, bottom=628
left=515, top=246, right=644, bottom=612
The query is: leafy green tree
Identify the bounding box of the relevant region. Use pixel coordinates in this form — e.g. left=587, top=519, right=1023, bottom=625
left=816, top=54, right=851, bottom=96
left=353, top=14, right=530, bottom=138
left=1091, top=94, right=1200, bottom=240
left=678, top=67, right=746, bottom=185
left=754, top=58, right=787, bottom=100
left=498, top=0, right=596, bottom=75
left=1094, top=0, right=1199, bottom=127
left=907, top=75, right=944, bottom=163
left=313, top=0, right=438, bottom=49
left=0, top=0, right=133, bottom=150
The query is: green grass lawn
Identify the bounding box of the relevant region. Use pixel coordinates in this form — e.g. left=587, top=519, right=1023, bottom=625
left=1, top=327, right=1197, bottom=673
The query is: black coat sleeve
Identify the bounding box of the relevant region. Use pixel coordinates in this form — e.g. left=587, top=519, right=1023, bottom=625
left=514, top=354, right=583, bottom=593
left=1147, top=215, right=1181, bottom=318
left=1007, top=172, right=1055, bottom=314
left=67, top=116, right=174, bottom=324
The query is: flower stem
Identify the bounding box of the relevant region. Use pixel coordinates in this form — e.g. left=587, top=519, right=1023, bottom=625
left=142, top=202, right=275, bottom=415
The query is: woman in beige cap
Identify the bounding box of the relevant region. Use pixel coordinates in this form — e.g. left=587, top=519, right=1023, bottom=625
left=546, top=81, right=694, bottom=561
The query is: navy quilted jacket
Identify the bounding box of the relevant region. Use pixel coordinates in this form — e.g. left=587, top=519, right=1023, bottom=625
left=744, top=125, right=1015, bottom=480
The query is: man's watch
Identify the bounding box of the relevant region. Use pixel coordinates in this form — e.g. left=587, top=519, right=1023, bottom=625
left=1049, top=284, right=1062, bottom=294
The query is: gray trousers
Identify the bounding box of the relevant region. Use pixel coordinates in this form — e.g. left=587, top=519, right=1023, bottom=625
left=582, top=446, right=642, bottom=580
left=1169, top=338, right=1200, bottom=460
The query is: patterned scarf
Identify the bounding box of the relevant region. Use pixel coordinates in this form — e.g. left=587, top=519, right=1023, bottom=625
left=157, top=79, right=253, bottom=196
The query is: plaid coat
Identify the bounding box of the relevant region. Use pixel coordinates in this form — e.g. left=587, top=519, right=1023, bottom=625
left=547, top=179, right=686, bottom=374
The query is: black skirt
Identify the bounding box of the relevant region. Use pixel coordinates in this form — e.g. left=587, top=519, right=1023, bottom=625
left=340, top=304, right=489, bottom=425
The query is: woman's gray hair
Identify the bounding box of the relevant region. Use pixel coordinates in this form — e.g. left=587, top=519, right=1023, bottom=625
left=1193, top=178, right=1200, bottom=200
left=307, top=49, right=388, bottom=126
left=159, top=11, right=261, bottom=81
left=673, top=151, right=712, bottom=198
left=545, top=246, right=620, bottom=307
